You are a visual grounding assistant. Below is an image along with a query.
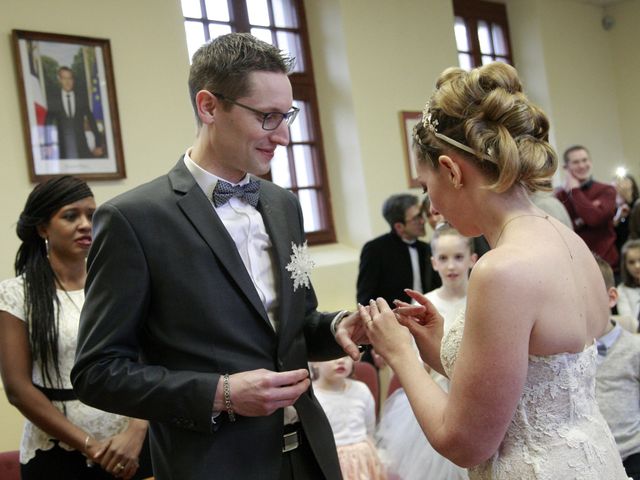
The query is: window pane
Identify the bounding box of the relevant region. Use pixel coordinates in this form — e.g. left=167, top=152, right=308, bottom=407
left=299, top=189, right=322, bottom=232
left=271, top=147, right=292, bottom=188
left=477, top=20, right=492, bottom=54
left=276, top=31, right=304, bottom=72
left=209, top=23, right=233, bottom=40
left=458, top=53, right=473, bottom=70
left=251, top=27, right=274, bottom=44
left=293, top=145, right=316, bottom=187
left=290, top=100, right=311, bottom=143
left=481, top=55, right=494, bottom=65
left=492, top=23, right=508, bottom=56
left=495, top=56, right=510, bottom=64
left=246, top=0, right=271, bottom=26
left=205, top=0, right=230, bottom=21
left=454, top=17, right=469, bottom=51
left=272, top=0, right=298, bottom=28
left=185, top=21, right=206, bottom=62
left=181, top=0, right=202, bottom=18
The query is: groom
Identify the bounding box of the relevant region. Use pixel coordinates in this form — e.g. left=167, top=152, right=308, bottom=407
left=72, top=33, right=363, bottom=480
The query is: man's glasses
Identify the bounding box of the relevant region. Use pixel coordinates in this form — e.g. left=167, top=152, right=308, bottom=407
left=404, top=213, right=425, bottom=224
left=213, top=93, right=299, bottom=131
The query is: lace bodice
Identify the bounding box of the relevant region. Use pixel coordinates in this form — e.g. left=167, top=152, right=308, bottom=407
left=441, top=311, right=629, bottom=480
left=0, top=276, right=128, bottom=464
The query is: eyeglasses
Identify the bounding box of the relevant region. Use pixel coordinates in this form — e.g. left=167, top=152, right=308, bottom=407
left=213, top=93, right=299, bottom=131
left=404, top=213, right=425, bottom=224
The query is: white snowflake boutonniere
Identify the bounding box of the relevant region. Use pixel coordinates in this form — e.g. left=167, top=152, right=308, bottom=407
left=285, top=241, right=315, bottom=291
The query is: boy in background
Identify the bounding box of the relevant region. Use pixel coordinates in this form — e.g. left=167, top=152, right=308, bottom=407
left=594, top=255, right=640, bottom=480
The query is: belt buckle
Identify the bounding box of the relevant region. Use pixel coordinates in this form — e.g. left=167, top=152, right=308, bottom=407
left=282, top=430, right=300, bottom=453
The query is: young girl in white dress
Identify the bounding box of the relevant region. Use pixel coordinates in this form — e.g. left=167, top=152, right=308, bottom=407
left=313, top=356, right=386, bottom=480
left=616, top=239, right=640, bottom=331
left=376, top=225, right=476, bottom=480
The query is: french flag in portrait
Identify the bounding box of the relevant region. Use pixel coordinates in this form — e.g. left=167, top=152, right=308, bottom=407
left=27, top=40, right=47, bottom=128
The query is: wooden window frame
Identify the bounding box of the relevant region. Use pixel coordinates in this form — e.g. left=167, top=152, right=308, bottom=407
left=453, top=0, right=514, bottom=68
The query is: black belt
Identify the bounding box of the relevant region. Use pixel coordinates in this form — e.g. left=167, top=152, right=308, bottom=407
left=282, top=423, right=302, bottom=453
left=35, top=385, right=77, bottom=401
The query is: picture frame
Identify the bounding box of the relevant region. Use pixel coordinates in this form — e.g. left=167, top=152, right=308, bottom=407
left=400, top=111, right=422, bottom=188
left=12, top=29, right=125, bottom=181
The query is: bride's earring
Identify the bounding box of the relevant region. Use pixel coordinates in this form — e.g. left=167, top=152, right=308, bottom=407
left=44, top=237, right=50, bottom=256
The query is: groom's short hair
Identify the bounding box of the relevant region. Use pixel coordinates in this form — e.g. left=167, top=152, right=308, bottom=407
left=188, top=33, right=294, bottom=120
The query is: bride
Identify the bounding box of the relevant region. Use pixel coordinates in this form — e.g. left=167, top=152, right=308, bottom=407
left=358, top=62, right=629, bottom=479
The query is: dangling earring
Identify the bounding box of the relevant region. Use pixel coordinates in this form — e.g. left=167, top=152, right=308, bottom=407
left=44, top=237, right=50, bottom=257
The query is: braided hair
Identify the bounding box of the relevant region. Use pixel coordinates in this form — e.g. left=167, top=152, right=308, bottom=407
left=15, top=176, right=93, bottom=387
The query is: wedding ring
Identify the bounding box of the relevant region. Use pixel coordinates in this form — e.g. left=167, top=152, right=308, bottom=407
left=115, top=463, right=125, bottom=471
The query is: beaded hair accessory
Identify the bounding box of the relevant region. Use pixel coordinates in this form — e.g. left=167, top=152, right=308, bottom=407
left=419, top=102, right=493, bottom=161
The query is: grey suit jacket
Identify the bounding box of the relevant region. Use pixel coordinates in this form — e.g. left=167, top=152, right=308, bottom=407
left=71, top=159, right=344, bottom=480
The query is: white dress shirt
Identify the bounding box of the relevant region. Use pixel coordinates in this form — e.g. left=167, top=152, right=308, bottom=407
left=61, top=90, right=75, bottom=117
left=184, top=151, right=279, bottom=330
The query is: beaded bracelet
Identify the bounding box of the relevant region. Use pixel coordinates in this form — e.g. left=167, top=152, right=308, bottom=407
left=223, top=374, right=236, bottom=422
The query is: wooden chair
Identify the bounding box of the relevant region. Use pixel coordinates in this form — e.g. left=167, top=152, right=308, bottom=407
left=0, top=450, right=19, bottom=480
left=352, top=361, right=380, bottom=417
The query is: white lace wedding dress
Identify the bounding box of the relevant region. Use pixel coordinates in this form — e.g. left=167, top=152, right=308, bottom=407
left=441, top=312, right=630, bottom=479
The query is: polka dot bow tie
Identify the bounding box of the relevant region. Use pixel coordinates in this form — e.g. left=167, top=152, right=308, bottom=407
left=212, top=179, right=260, bottom=208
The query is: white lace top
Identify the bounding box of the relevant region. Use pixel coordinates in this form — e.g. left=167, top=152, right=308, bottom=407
left=441, top=310, right=630, bottom=480
left=0, top=276, right=128, bottom=464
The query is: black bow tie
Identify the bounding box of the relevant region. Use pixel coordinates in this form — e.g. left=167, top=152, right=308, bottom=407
left=407, top=242, right=417, bottom=249
left=212, top=179, right=260, bottom=208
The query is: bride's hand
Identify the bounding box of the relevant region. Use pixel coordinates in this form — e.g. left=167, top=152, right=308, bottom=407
left=359, top=298, right=414, bottom=366
left=393, top=289, right=444, bottom=364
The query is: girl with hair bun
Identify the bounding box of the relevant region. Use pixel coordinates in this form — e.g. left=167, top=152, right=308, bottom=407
left=360, top=63, right=629, bottom=479
left=0, top=176, right=151, bottom=479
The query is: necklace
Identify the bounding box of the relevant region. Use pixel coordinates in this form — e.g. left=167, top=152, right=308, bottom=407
left=494, top=214, right=549, bottom=247
left=494, top=214, right=574, bottom=259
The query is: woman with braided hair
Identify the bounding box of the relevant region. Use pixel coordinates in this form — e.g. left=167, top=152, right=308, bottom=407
left=0, top=176, right=151, bottom=479
left=360, top=63, right=629, bottom=479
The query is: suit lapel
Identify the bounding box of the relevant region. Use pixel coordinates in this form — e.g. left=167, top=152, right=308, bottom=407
left=256, top=181, right=294, bottom=335
left=168, top=161, right=271, bottom=326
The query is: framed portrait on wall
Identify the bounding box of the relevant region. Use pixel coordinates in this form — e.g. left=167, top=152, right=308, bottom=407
left=12, top=29, right=125, bottom=181
left=400, top=111, right=422, bottom=188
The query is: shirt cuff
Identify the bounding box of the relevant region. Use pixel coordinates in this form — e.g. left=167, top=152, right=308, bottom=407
left=330, top=310, right=350, bottom=336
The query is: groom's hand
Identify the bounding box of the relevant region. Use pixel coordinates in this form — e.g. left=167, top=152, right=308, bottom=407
left=335, top=310, right=370, bottom=361
left=214, top=369, right=310, bottom=417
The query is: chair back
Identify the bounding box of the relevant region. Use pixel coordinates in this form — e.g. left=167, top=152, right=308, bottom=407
left=352, top=361, right=380, bottom=417
left=387, top=373, right=402, bottom=398
left=0, top=450, right=19, bottom=480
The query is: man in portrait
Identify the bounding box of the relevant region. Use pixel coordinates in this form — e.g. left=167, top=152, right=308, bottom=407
left=45, top=66, right=105, bottom=159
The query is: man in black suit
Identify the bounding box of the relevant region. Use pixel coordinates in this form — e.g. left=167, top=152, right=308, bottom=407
left=45, top=66, right=105, bottom=159
left=71, top=34, right=364, bottom=480
left=357, top=194, right=437, bottom=307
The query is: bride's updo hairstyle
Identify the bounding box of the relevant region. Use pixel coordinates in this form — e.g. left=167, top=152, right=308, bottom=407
left=413, top=62, right=557, bottom=193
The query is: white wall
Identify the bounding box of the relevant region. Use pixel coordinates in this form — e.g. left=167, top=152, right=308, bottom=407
left=507, top=0, right=637, bottom=181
